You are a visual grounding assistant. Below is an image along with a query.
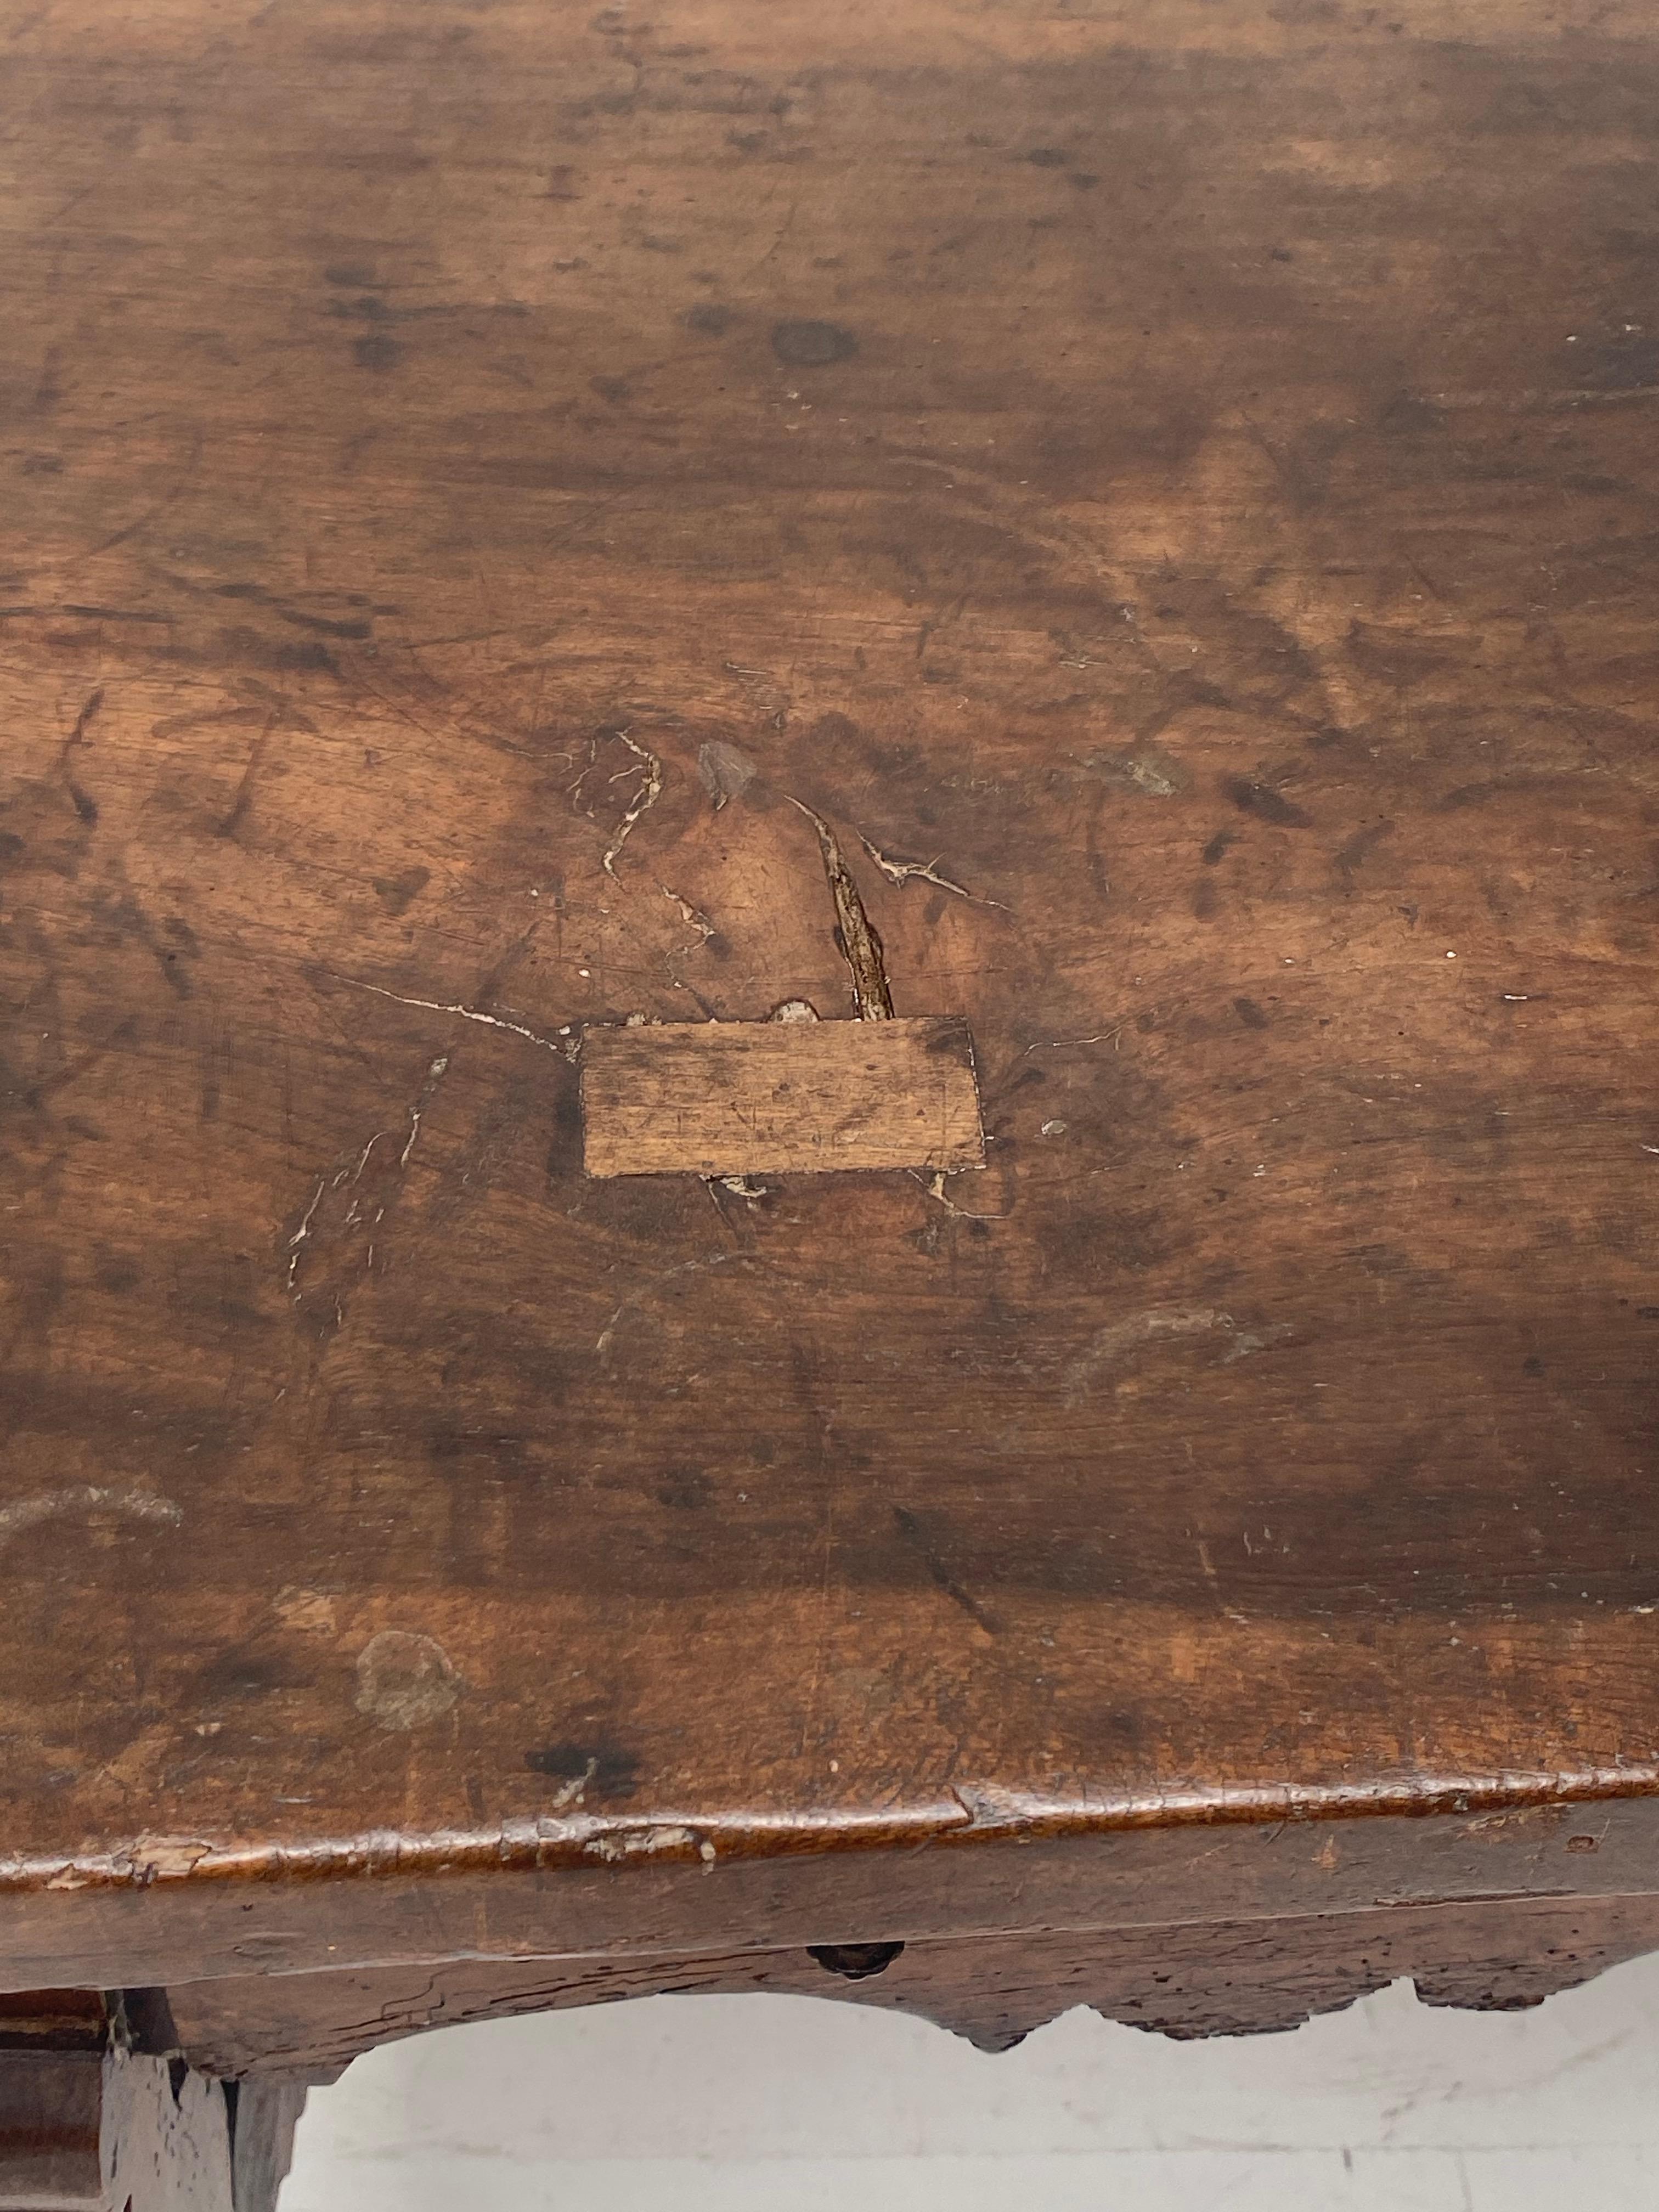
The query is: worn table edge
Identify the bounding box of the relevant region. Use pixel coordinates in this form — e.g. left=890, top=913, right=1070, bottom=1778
left=0, top=1777, right=1656, bottom=1995
left=11, top=1764, right=1659, bottom=1897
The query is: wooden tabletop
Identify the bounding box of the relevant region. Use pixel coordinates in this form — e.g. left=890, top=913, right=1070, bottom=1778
left=3, top=0, right=1658, bottom=1980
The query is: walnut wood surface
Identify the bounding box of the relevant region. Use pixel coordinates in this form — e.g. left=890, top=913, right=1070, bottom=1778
left=2, top=0, right=1659, bottom=1997
left=156, top=1892, right=1659, bottom=2076
left=0, top=1994, right=263, bottom=2212
left=0, top=1995, right=301, bottom=2211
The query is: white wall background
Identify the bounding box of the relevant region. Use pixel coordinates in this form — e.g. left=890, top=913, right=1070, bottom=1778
left=281, top=1950, right=1659, bottom=2209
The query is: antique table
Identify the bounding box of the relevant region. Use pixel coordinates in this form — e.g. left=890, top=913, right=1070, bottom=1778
left=3, top=0, right=1658, bottom=2200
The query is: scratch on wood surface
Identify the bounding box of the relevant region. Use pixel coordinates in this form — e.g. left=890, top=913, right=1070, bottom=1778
left=893, top=1505, right=1000, bottom=1636
left=595, top=1251, right=743, bottom=1369
left=1022, top=1031, right=1122, bottom=1056
left=856, top=830, right=1008, bottom=909
left=1197, top=1541, right=1253, bottom=1628
left=58, top=685, right=103, bottom=825
left=908, top=1169, right=1010, bottom=1220
left=333, top=975, right=575, bottom=1058
left=285, top=1176, right=328, bottom=1300
left=399, top=1054, right=450, bottom=1168
left=787, top=797, right=894, bottom=1018
left=76, top=425, right=203, bottom=565
left=660, top=884, right=714, bottom=941
left=347, top=1132, right=383, bottom=1182
left=285, top=1055, right=454, bottom=1299
left=216, top=710, right=278, bottom=840
left=720, top=659, right=790, bottom=724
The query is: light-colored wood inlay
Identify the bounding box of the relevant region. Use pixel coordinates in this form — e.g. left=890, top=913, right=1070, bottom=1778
left=581, top=1018, right=984, bottom=1178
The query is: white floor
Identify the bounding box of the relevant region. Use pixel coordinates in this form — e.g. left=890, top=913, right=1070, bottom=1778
left=282, top=1952, right=1659, bottom=2209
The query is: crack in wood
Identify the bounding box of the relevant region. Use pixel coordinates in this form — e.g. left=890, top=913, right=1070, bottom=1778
left=788, top=797, right=895, bottom=1019
left=602, top=731, right=663, bottom=877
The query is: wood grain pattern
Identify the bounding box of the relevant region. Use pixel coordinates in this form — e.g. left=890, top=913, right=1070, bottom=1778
left=0, top=2049, right=109, bottom=2210
left=0, top=1797, right=1649, bottom=2002
left=156, top=1892, right=1659, bottom=2076
left=1, top=0, right=1658, bottom=2023
left=224, top=2077, right=308, bottom=2212
left=0, top=2039, right=241, bottom=2211
left=581, top=1017, right=984, bottom=1177
left=0, top=1995, right=296, bottom=2211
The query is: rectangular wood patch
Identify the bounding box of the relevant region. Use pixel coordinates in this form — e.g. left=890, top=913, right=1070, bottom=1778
left=581, top=1017, right=984, bottom=1178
